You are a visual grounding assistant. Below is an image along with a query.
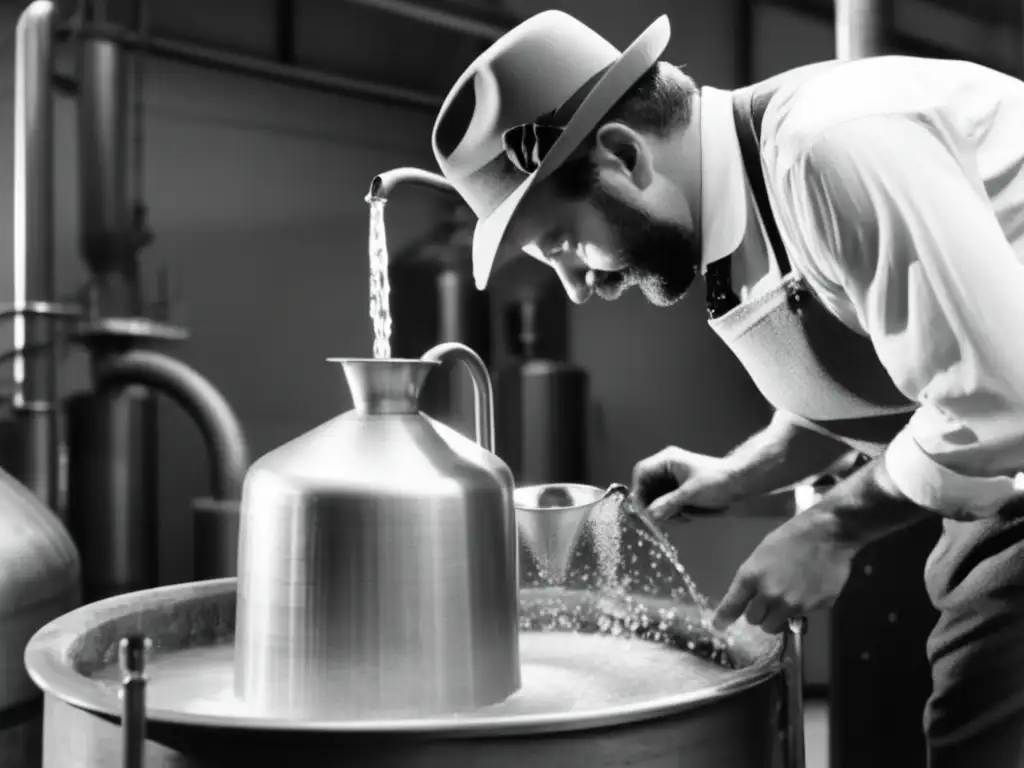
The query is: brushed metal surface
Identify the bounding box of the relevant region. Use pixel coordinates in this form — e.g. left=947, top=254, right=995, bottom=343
left=39, top=682, right=784, bottom=768
left=233, top=344, right=519, bottom=718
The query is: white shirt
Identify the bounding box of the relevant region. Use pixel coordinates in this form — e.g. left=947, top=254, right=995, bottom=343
left=698, top=56, right=1024, bottom=518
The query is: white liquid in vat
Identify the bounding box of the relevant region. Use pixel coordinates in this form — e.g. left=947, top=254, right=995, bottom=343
left=90, top=631, right=735, bottom=721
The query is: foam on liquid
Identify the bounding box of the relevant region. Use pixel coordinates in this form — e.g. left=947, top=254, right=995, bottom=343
left=91, top=631, right=732, bottom=721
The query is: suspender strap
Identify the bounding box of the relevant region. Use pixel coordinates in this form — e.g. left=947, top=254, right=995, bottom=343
left=731, top=87, right=792, bottom=275
left=729, top=61, right=842, bottom=276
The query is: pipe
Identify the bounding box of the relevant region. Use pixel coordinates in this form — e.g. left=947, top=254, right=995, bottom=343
left=118, top=634, right=149, bottom=768
left=835, top=0, right=891, bottom=60
left=342, top=0, right=513, bottom=40
left=79, top=34, right=140, bottom=315
left=13, top=0, right=59, bottom=508
left=784, top=617, right=809, bottom=768
left=79, top=23, right=442, bottom=111
left=367, top=167, right=456, bottom=202
left=95, top=350, right=250, bottom=499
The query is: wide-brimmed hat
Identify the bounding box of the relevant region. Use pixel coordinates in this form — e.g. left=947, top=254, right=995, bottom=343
left=431, top=11, right=672, bottom=289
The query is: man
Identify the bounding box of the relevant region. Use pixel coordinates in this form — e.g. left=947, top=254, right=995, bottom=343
left=430, top=10, right=1024, bottom=767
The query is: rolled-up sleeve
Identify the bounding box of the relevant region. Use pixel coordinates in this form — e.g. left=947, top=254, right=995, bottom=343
left=781, top=115, right=1024, bottom=517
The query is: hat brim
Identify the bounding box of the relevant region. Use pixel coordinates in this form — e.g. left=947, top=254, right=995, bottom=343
left=472, top=15, right=672, bottom=290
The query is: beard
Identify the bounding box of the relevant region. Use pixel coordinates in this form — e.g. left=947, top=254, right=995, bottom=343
left=587, top=183, right=700, bottom=306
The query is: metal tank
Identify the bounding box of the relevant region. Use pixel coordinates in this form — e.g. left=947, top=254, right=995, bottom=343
left=495, top=297, right=589, bottom=484
left=234, top=342, right=521, bottom=718
left=0, top=6, right=83, bottom=767
left=0, top=467, right=79, bottom=768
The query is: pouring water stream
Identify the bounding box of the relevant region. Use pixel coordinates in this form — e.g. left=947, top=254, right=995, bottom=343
left=601, top=483, right=716, bottom=619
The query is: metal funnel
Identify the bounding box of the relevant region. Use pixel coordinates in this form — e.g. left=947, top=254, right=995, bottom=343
left=514, top=483, right=609, bottom=583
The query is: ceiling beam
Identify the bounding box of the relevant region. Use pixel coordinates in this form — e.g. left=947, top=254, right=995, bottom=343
left=341, top=0, right=515, bottom=40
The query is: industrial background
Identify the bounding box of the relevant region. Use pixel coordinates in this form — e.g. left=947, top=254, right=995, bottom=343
left=0, top=0, right=1018, bottom=766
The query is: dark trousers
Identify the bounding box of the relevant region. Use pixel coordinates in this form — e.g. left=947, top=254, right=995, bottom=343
left=925, top=518, right=1024, bottom=767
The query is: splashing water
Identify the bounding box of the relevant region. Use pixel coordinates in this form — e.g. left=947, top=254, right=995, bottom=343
left=518, top=489, right=738, bottom=668
left=367, top=198, right=392, bottom=359
left=616, top=489, right=715, bottom=617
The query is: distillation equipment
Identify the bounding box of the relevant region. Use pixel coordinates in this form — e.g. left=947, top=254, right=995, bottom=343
left=0, top=4, right=250, bottom=763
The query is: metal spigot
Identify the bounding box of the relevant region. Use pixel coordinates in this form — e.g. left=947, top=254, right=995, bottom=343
left=119, top=634, right=152, bottom=768
left=366, top=167, right=456, bottom=203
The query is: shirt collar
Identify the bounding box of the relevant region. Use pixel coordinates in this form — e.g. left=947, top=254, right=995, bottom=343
left=698, top=86, right=749, bottom=274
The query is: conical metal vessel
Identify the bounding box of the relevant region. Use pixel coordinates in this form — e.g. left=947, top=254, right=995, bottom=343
left=234, top=343, right=520, bottom=719
left=514, top=483, right=606, bottom=583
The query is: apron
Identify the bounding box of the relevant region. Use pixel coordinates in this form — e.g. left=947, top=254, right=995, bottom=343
left=706, top=64, right=1024, bottom=767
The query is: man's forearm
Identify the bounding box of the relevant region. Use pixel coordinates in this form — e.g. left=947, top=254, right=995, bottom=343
left=720, top=411, right=850, bottom=499
left=809, top=458, right=930, bottom=547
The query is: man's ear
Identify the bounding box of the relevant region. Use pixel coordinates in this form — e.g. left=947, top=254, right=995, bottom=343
left=592, top=122, right=655, bottom=190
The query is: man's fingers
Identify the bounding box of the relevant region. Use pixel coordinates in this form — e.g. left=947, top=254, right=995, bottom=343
left=632, top=470, right=676, bottom=513
left=647, top=487, right=696, bottom=521
left=743, top=595, right=770, bottom=627
left=712, top=572, right=757, bottom=631
left=648, top=491, right=726, bottom=522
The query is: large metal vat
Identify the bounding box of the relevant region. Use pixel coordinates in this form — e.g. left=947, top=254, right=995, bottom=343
left=25, top=578, right=790, bottom=768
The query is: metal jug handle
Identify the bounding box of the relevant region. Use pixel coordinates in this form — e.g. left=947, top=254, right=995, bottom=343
left=421, top=342, right=495, bottom=452
left=119, top=634, right=151, bottom=768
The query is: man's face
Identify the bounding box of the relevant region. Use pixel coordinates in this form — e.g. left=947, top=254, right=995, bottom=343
left=510, top=168, right=700, bottom=306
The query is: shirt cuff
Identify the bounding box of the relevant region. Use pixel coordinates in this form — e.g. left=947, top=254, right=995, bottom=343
left=883, top=428, right=1020, bottom=518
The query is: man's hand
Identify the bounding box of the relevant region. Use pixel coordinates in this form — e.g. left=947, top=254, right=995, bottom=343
left=712, top=508, right=856, bottom=633
left=631, top=446, right=739, bottom=521
left=712, top=457, right=931, bottom=634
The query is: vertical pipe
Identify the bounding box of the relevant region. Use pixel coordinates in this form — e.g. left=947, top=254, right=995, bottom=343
left=79, top=32, right=138, bottom=315
left=66, top=388, right=160, bottom=601
left=119, top=634, right=150, bottom=768
left=13, top=1, right=59, bottom=509
left=785, top=617, right=809, bottom=768
left=835, top=0, right=891, bottom=60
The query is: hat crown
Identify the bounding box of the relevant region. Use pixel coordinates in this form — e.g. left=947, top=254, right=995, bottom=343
left=431, top=11, right=620, bottom=216
left=427, top=13, right=671, bottom=291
